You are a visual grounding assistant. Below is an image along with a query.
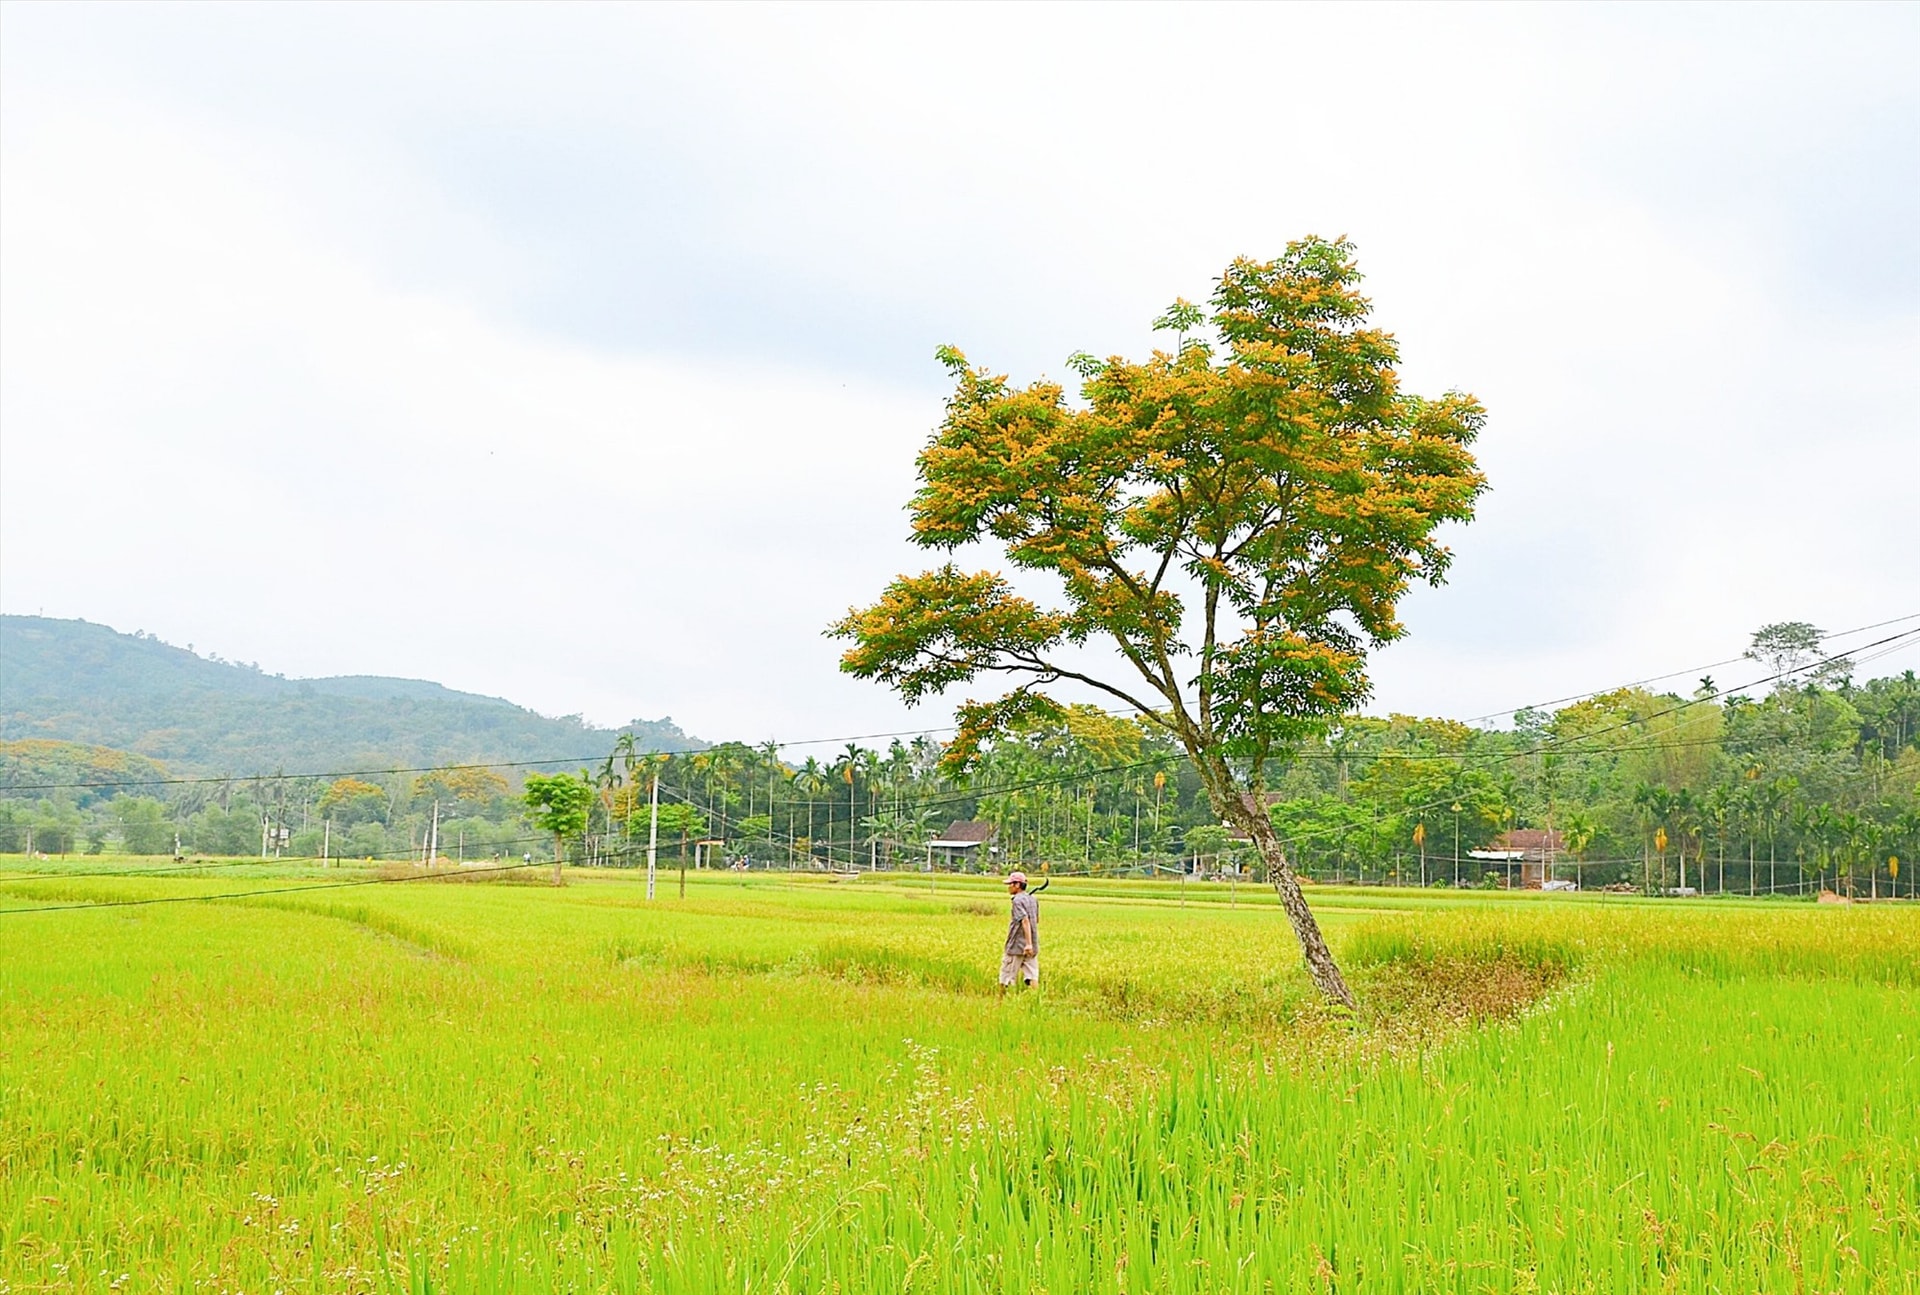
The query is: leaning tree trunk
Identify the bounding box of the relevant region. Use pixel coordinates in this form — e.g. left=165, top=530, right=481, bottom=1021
left=1224, top=798, right=1355, bottom=1009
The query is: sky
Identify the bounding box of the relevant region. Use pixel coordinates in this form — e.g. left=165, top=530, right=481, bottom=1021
left=2, top=3, right=1916, bottom=750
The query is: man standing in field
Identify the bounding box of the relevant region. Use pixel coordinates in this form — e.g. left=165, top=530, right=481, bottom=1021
left=1001, top=871, right=1038, bottom=991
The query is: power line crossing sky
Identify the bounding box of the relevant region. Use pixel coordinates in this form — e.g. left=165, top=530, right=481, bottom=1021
left=2, top=4, right=1915, bottom=740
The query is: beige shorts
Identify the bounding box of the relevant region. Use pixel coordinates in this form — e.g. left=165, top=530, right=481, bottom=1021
left=999, top=951, right=1038, bottom=986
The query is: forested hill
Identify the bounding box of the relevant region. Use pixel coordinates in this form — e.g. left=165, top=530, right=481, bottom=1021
left=0, top=616, right=700, bottom=776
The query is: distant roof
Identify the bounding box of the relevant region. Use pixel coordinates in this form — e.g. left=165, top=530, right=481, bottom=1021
left=928, top=820, right=997, bottom=846
left=1495, top=829, right=1564, bottom=852
left=1223, top=792, right=1272, bottom=839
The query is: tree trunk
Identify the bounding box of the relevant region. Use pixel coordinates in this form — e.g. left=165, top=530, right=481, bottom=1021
left=552, top=833, right=564, bottom=886
left=1222, top=793, right=1355, bottom=1009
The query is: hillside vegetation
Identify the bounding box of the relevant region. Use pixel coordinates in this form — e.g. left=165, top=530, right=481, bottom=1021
left=0, top=616, right=698, bottom=775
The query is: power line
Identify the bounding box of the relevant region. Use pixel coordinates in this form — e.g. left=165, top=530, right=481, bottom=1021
left=5, top=611, right=1913, bottom=796
left=0, top=700, right=1888, bottom=914
left=1531, top=626, right=1920, bottom=755
left=0, top=685, right=1870, bottom=801
left=1453, top=610, right=1920, bottom=724
left=5, top=625, right=1912, bottom=898
left=0, top=749, right=712, bottom=796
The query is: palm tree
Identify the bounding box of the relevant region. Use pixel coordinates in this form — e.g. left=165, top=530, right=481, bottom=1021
left=1860, top=821, right=1885, bottom=901
left=885, top=739, right=913, bottom=820
left=797, top=758, right=827, bottom=865
left=704, top=747, right=741, bottom=846
left=862, top=803, right=942, bottom=866
left=1671, top=788, right=1702, bottom=893
left=613, top=733, right=642, bottom=857
left=1836, top=811, right=1868, bottom=899
left=857, top=748, right=883, bottom=869
left=754, top=743, right=775, bottom=821
left=1631, top=784, right=1672, bottom=894
left=1794, top=802, right=1837, bottom=895
left=1896, top=809, right=1920, bottom=901
left=595, top=752, right=624, bottom=866
left=1559, top=809, right=1596, bottom=891
left=1701, top=786, right=1732, bottom=894
left=1731, top=784, right=1758, bottom=896
left=1753, top=777, right=1792, bottom=897
left=833, top=743, right=864, bottom=871
left=1788, top=801, right=1813, bottom=892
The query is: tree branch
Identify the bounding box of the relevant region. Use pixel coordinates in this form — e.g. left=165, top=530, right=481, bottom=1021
left=998, top=652, right=1167, bottom=722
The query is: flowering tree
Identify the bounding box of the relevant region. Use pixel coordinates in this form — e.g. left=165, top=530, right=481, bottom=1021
left=832, top=238, right=1486, bottom=1005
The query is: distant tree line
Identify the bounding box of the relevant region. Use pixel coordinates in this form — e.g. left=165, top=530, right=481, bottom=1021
left=3, top=626, right=1915, bottom=897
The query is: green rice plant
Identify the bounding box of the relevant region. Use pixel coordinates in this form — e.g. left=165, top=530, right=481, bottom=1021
left=0, top=866, right=1912, bottom=1293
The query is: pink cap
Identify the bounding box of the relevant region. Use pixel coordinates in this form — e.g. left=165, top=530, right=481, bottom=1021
left=1005, top=871, right=1028, bottom=886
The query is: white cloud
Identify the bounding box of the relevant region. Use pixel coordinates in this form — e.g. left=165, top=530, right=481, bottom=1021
left=0, top=95, right=936, bottom=741
left=2, top=5, right=1915, bottom=747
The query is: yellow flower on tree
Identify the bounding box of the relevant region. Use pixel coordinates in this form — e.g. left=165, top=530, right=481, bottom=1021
left=831, top=238, right=1487, bottom=1006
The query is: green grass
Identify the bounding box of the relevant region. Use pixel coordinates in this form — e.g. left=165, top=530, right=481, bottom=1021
left=1, top=861, right=1914, bottom=1293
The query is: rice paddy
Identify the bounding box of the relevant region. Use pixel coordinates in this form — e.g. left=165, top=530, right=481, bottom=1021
left=1, top=861, right=1914, bottom=1293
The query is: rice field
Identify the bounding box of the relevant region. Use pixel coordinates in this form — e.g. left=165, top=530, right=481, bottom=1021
left=0, top=860, right=1914, bottom=1293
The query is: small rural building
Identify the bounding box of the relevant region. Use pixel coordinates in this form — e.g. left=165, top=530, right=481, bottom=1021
left=1224, top=792, right=1284, bottom=843
left=925, top=820, right=998, bottom=869
left=1468, top=828, right=1565, bottom=888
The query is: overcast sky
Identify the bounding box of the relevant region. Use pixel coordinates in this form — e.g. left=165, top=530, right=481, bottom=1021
left=3, top=3, right=1915, bottom=748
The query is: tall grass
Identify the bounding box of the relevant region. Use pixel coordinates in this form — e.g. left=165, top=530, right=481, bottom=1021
left=0, top=865, right=1913, bottom=1292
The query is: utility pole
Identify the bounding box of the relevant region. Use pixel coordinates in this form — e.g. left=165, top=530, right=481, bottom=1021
left=1452, top=802, right=1462, bottom=888
left=1084, top=784, right=1094, bottom=869
left=428, top=800, right=440, bottom=867
left=646, top=766, right=660, bottom=901
left=1545, top=805, right=1555, bottom=889
left=322, top=818, right=330, bottom=868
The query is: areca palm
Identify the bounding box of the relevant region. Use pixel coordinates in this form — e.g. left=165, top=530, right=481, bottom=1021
left=1835, top=811, right=1868, bottom=898
left=595, top=753, right=624, bottom=865
left=1701, top=786, right=1733, bottom=894
left=1896, top=809, right=1920, bottom=899
left=1631, top=784, right=1673, bottom=892
left=1753, top=777, right=1791, bottom=895
left=885, top=740, right=912, bottom=812
left=792, top=759, right=828, bottom=865
left=1792, top=802, right=1836, bottom=893
left=1670, top=788, right=1702, bottom=892
left=862, top=803, right=942, bottom=863
left=752, top=737, right=775, bottom=806
left=856, top=748, right=883, bottom=868
left=704, top=747, right=740, bottom=836
left=613, top=733, right=643, bottom=854
left=1731, top=784, right=1758, bottom=895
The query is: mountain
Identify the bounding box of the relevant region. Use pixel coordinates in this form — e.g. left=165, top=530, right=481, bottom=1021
left=0, top=616, right=700, bottom=776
